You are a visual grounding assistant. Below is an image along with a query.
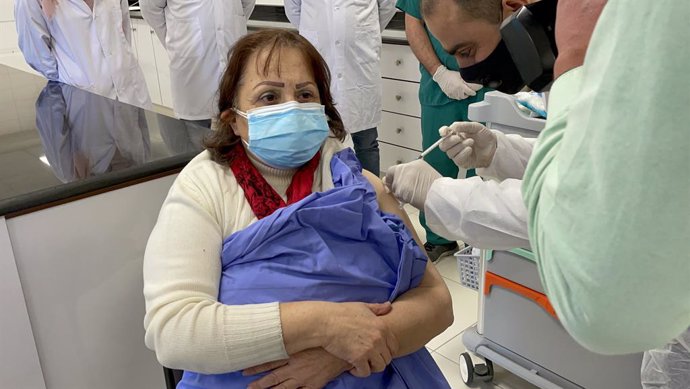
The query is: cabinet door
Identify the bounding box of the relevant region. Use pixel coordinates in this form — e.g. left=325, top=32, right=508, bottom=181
left=0, top=218, right=46, bottom=389
left=379, top=112, right=423, bottom=151
left=0, top=21, right=18, bottom=54
left=379, top=141, right=420, bottom=174
left=0, top=0, right=13, bottom=22
left=130, top=24, right=138, bottom=58
left=133, top=21, right=162, bottom=105
left=381, top=44, right=420, bottom=83
left=5, top=178, right=175, bottom=389
left=381, top=78, right=421, bottom=118
left=151, top=37, right=173, bottom=109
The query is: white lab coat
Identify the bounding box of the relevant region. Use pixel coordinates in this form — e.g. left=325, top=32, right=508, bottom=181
left=284, top=0, right=396, bottom=134
left=140, top=0, right=255, bottom=121
left=36, top=82, right=151, bottom=183
left=425, top=130, right=536, bottom=250
left=16, top=0, right=151, bottom=109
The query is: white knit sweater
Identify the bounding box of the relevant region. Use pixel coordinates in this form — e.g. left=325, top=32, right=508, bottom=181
left=143, top=138, right=345, bottom=374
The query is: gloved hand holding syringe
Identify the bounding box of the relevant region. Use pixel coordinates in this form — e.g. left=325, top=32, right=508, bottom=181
left=384, top=124, right=462, bottom=210
left=384, top=122, right=498, bottom=210
left=386, top=127, right=454, bottom=209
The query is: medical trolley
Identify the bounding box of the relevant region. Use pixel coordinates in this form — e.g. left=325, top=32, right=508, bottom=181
left=455, top=92, right=644, bottom=389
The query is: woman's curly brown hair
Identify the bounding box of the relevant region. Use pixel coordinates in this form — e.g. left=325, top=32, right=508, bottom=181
left=205, top=29, right=347, bottom=164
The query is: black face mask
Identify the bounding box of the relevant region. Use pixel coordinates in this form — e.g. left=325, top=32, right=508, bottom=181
left=459, top=0, right=558, bottom=94
left=459, top=40, right=526, bottom=94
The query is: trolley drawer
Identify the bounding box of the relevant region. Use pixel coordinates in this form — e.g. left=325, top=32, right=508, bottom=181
left=482, top=274, right=644, bottom=389
left=485, top=249, right=544, bottom=294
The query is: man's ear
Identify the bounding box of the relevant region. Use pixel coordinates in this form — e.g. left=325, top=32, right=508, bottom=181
left=503, top=0, right=528, bottom=12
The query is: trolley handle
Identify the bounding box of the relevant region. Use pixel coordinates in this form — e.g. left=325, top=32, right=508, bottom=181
left=484, top=272, right=558, bottom=319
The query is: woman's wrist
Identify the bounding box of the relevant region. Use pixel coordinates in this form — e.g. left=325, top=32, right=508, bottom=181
left=280, top=301, right=333, bottom=354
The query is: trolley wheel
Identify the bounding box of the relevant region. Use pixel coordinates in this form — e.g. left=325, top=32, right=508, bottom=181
left=477, top=358, right=495, bottom=382
left=459, top=352, right=475, bottom=385
left=459, top=353, right=495, bottom=386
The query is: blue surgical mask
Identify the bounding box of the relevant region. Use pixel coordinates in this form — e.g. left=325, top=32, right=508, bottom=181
left=234, top=101, right=330, bottom=169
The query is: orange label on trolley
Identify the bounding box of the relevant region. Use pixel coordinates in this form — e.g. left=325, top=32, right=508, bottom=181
left=484, top=272, right=558, bottom=319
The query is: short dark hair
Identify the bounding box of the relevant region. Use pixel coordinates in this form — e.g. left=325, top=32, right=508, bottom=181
left=421, top=0, right=503, bottom=24
left=205, top=29, right=347, bottom=164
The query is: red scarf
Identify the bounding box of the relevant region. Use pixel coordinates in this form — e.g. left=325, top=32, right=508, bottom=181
left=228, top=143, right=321, bottom=220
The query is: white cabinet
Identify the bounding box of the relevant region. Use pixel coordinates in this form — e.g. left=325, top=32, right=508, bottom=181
left=152, top=38, right=173, bottom=108
left=0, top=0, right=18, bottom=55
left=379, top=43, right=422, bottom=173
left=130, top=18, right=173, bottom=110
left=129, top=23, right=138, bottom=57
left=381, top=78, right=421, bottom=118
left=0, top=21, right=18, bottom=54
left=132, top=19, right=162, bottom=105
left=379, top=142, right=420, bottom=171
left=379, top=111, right=422, bottom=152
left=6, top=176, right=176, bottom=389
left=0, top=218, right=46, bottom=389
left=381, top=43, right=420, bottom=83
left=255, top=0, right=284, bottom=5
left=0, top=0, right=13, bottom=22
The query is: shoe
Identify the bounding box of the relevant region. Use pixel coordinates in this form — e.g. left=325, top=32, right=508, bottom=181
left=424, top=241, right=459, bottom=263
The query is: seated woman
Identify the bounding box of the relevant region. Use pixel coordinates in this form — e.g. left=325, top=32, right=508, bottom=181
left=143, top=29, right=454, bottom=389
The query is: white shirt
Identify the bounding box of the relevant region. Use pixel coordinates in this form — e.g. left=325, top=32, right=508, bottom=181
left=425, top=130, right=536, bottom=250
left=140, top=0, right=255, bottom=121
left=284, top=0, right=397, bottom=133
left=16, top=0, right=152, bottom=109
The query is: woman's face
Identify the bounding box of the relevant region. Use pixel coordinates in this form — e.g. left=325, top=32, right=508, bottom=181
left=228, top=47, right=321, bottom=142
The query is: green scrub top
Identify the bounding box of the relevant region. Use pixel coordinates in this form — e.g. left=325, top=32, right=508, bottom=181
left=395, top=0, right=486, bottom=107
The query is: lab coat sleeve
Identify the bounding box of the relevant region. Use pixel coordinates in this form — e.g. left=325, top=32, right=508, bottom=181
left=14, top=0, right=59, bottom=80
left=476, top=130, right=536, bottom=181
left=425, top=177, right=530, bottom=250
left=378, top=0, right=397, bottom=31
left=140, top=0, right=167, bottom=46
left=522, top=0, right=690, bottom=355
left=120, top=0, right=132, bottom=44
left=283, top=0, right=301, bottom=28
left=241, top=0, right=256, bottom=20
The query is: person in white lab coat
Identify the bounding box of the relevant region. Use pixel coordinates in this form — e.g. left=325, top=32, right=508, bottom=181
left=15, top=0, right=151, bottom=109
left=385, top=121, right=533, bottom=250
left=35, top=81, right=151, bottom=183
left=284, top=0, right=397, bottom=176
left=382, top=0, right=539, bottom=250
left=140, top=0, right=255, bottom=127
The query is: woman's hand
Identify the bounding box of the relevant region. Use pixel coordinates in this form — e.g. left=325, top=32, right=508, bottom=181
left=321, top=302, right=398, bottom=378
left=244, top=348, right=349, bottom=389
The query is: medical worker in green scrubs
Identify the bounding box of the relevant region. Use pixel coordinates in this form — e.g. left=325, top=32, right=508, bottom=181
left=395, top=0, right=489, bottom=261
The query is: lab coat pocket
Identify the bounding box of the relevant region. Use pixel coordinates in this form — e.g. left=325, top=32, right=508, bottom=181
left=354, top=23, right=381, bottom=64
left=167, top=18, right=204, bottom=60
left=344, top=84, right=380, bottom=130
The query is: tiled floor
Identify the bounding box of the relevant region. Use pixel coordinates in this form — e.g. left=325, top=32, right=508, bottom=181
left=404, top=205, right=538, bottom=389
